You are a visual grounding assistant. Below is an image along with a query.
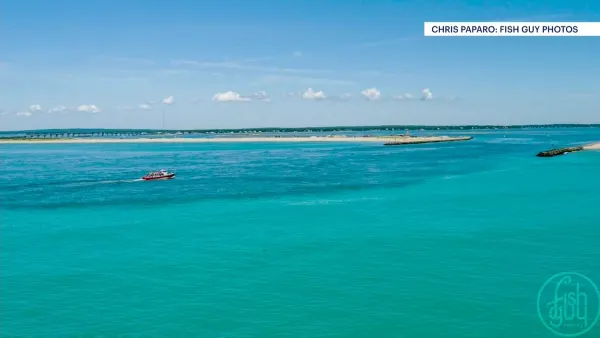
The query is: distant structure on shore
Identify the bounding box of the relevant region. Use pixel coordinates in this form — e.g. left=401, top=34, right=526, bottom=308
left=1, top=124, right=598, bottom=140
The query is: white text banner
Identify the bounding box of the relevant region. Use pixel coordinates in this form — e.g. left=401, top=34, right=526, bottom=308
left=424, top=22, right=600, bottom=36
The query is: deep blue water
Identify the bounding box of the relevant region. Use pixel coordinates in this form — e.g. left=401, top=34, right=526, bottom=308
left=2, top=128, right=600, bottom=337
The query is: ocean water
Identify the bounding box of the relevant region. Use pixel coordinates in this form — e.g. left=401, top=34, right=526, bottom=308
left=1, top=128, right=600, bottom=337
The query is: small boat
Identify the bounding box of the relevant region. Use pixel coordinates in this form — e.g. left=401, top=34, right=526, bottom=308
left=142, top=169, right=175, bottom=180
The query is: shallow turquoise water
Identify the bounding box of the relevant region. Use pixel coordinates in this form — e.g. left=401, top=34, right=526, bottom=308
left=2, top=128, right=600, bottom=337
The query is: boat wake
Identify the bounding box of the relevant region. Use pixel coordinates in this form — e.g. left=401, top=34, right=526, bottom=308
left=2, top=177, right=146, bottom=191
left=61, top=178, right=145, bottom=188
left=103, top=178, right=146, bottom=184
left=1, top=177, right=168, bottom=204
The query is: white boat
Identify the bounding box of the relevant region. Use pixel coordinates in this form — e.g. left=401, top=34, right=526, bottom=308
left=142, top=169, right=175, bottom=181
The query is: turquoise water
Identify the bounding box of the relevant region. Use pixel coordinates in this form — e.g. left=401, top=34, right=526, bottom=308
left=2, top=128, right=600, bottom=337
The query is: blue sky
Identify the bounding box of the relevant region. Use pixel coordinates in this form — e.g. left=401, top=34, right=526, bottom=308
left=1, top=0, right=599, bottom=130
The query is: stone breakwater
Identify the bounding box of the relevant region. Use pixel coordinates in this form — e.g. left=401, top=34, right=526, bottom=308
left=536, top=142, right=600, bottom=157
left=536, top=146, right=584, bottom=157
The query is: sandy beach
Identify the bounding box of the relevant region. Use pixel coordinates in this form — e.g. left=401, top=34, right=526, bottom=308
left=0, top=135, right=473, bottom=145
left=583, top=142, right=600, bottom=150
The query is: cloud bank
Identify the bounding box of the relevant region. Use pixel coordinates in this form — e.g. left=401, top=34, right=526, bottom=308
left=302, top=88, right=326, bottom=100
left=48, top=105, right=68, bottom=113
left=76, top=104, right=101, bottom=113
left=212, top=91, right=250, bottom=102
left=361, top=88, right=381, bottom=100
left=162, top=96, right=174, bottom=105
left=421, top=88, right=433, bottom=100
left=2, top=88, right=452, bottom=118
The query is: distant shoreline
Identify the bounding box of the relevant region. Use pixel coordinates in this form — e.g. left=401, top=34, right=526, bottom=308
left=0, top=135, right=473, bottom=145
left=1, top=123, right=599, bottom=136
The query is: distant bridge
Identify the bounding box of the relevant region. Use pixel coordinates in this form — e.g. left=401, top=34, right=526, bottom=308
left=0, top=124, right=597, bottom=139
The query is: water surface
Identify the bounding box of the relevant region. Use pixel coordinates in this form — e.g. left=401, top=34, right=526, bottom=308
left=2, top=128, right=599, bottom=337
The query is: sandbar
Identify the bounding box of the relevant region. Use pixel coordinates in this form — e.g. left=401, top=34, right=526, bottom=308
left=583, top=142, right=600, bottom=150
left=0, top=135, right=473, bottom=145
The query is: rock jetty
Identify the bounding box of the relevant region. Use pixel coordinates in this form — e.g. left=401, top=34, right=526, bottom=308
left=536, top=146, right=584, bottom=157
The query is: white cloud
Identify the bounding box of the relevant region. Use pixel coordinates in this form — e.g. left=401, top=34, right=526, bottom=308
left=139, top=103, right=152, bottom=110
left=48, top=105, right=68, bottom=113
left=361, top=88, right=381, bottom=101
left=251, top=91, right=267, bottom=99
left=421, top=88, right=433, bottom=100
left=324, top=93, right=353, bottom=102
left=302, top=88, right=326, bottom=100
left=393, top=93, right=414, bottom=100
left=29, top=104, right=42, bottom=112
left=17, top=111, right=32, bottom=117
left=162, top=96, right=174, bottom=105
left=212, top=91, right=251, bottom=102
left=76, top=104, right=101, bottom=113
left=250, top=91, right=270, bottom=102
